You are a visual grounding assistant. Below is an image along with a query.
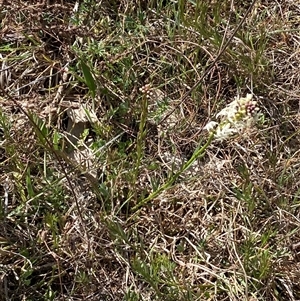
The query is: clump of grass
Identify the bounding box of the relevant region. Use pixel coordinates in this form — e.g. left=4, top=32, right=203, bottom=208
left=1, top=0, right=300, bottom=300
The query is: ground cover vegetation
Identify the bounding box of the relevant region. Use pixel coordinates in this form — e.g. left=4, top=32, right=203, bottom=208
left=0, top=0, right=300, bottom=300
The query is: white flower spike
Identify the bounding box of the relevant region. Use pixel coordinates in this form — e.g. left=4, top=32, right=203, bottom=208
left=205, top=94, right=260, bottom=141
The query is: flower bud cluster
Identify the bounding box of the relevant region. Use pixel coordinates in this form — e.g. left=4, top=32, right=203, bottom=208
left=139, top=84, right=154, bottom=99
left=244, top=99, right=259, bottom=117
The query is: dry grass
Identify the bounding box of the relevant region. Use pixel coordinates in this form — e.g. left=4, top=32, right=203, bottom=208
left=1, top=0, right=300, bottom=300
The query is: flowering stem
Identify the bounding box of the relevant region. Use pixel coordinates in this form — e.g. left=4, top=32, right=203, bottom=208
left=132, top=133, right=215, bottom=211
left=134, top=94, right=148, bottom=191
left=182, top=132, right=215, bottom=171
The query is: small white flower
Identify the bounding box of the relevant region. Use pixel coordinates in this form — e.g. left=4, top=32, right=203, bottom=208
left=216, top=100, right=238, bottom=121
left=244, top=93, right=253, bottom=102
left=215, top=123, right=237, bottom=140
left=204, top=121, right=218, bottom=132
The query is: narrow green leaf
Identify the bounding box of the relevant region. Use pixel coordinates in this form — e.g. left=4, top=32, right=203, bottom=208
left=80, top=60, right=96, bottom=98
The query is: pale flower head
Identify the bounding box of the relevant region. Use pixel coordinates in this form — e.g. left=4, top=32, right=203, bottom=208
left=204, top=93, right=260, bottom=141
left=216, top=94, right=258, bottom=122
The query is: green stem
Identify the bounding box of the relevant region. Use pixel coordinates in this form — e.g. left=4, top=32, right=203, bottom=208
left=134, top=94, right=148, bottom=191
left=132, top=133, right=215, bottom=211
